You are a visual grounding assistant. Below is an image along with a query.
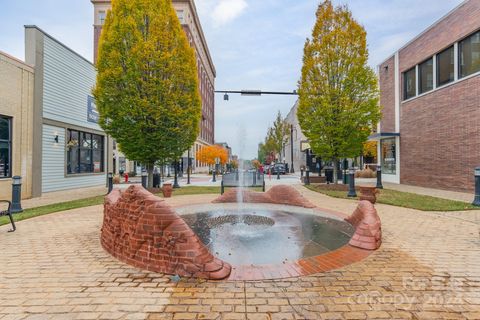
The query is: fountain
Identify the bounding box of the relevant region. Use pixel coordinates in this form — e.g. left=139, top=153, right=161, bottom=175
left=100, top=128, right=381, bottom=280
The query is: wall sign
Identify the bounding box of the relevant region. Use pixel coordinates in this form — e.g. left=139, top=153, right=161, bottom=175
left=87, top=95, right=99, bottom=123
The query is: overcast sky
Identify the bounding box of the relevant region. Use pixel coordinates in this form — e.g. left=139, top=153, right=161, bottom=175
left=0, top=0, right=464, bottom=159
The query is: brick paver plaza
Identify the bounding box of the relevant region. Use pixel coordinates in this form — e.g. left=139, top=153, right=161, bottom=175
left=1, top=186, right=479, bottom=319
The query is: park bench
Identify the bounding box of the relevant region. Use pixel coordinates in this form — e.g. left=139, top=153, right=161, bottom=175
left=221, top=171, right=266, bottom=195
left=0, top=200, right=16, bottom=232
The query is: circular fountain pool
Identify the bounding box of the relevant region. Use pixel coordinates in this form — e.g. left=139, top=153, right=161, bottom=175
left=180, top=205, right=355, bottom=266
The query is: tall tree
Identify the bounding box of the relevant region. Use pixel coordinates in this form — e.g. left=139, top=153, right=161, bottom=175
left=93, top=0, right=201, bottom=187
left=196, top=145, right=228, bottom=166
left=297, top=0, right=380, bottom=183
left=269, top=111, right=290, bottom=162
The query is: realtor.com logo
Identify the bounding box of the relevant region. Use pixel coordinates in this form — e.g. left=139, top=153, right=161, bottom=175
left=347, top=276, right=466, bottom=309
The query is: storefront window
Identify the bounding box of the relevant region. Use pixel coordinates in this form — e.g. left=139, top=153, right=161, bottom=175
left=381, top=138, right=396, bottom=175
left=0, top=116, right=11, bottom=178
left=67, top=129, right=104, bottom=174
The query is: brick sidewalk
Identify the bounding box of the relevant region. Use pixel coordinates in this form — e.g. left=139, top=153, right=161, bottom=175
left=0, top=187, right=479, bottom=319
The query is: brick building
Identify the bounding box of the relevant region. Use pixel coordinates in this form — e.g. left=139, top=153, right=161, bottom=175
left=372, top=0, right=480, bottom=191
left=91, top=0, right=215, bottom=173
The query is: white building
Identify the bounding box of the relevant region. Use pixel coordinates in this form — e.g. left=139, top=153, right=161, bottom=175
left=26, top=26, right=112, bottom=196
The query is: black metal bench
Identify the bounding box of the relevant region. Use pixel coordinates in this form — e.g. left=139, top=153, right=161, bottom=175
left=0, top=200, right=16, bottom=232
left=221, top=172, right=266, bottom=195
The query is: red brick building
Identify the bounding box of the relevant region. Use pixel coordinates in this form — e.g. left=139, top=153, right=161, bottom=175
left=372, top=0, right=480, bottom=191
left=91, top=0, right=215, bottom=172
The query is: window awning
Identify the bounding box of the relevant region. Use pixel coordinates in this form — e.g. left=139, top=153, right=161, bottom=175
left=368, top=132, right=400, bottom=141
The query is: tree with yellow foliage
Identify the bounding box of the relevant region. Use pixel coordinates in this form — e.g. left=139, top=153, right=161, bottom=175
left=298, top=0, right=381, bottom=183
left=196, top=145, right=228, bottom=166
left=93, top=0, right=201, bottom=187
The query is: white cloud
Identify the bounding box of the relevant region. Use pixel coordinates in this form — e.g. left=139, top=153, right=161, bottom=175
left=211, top=0, right=248, bottom=27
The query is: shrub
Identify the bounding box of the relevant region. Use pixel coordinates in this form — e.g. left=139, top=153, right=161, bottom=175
left=355, top=168, right=376, bottom=178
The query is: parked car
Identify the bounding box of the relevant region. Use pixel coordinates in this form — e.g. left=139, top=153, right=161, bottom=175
left=271, top=163, right=286, bottom=175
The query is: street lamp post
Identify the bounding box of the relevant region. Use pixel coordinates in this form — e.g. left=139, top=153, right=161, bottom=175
left=187, top=149, right=191, bottom=185
left=290, top=124, right=295, bottom=174
left=11, top=176, right=23, bottom=213
left=107, top=172, right=113, bottom=194
left=376, top=165, right=384, bottom=189
left=473, top=167, right=480, bottom=206
left=305, top=167, right=310, bottom=185
left=347, top=168, right=357, bottom=197
left=141, top=170, right=148, bottom=189
left=212, top=158, right=219, bottom=183
left=173, top=161, right=180, bottom=189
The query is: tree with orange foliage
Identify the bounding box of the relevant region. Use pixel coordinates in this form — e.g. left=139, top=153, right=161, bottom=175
left=196, top=145, right=228, bottom=166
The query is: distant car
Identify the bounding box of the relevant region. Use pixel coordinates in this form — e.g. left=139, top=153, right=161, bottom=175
left=271, top=163, right=286, bottom=175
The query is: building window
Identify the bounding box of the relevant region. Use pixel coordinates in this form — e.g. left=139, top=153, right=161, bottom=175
left=419, top=58, right=433, bottom=94
left=459, top=30, right=480, bottom=79
left=67, top=129, right=104, bottom=174
left=381, top=138, right=396, bottom=175
left=176, top=10, right=184, bottom=24
left=437, top=46, right=454, bottom=87
left=0, top=116, right=12, bottom=178
left=403, top=67, right=416, bottom=100
left=98, top=11, right=106, bottom=25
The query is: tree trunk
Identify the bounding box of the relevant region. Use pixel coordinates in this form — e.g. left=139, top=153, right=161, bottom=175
left=147, top=163, right=154, bottom=189
left=333, top=157, right=339, bottom=184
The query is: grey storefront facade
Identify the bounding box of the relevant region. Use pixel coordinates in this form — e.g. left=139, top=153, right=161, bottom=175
left=25, top=26, right=112, bottom=197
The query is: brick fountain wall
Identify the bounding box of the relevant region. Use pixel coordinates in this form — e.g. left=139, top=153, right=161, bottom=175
left=101, top=185, right=231, bottom=280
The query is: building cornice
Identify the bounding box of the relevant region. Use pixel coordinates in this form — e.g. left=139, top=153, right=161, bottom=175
left=177, top=0, right=216, bottom=77
left=377, top=0, right=470, bottom=68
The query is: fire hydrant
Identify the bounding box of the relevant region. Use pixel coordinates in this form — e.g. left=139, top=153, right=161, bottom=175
left=124, top=173, right=129, bottom=183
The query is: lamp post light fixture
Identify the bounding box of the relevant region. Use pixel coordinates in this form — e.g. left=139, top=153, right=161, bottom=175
left=107, top=172, right=113, bottom=194
left=11, top=176, right=23, bottom=213
left=473, top=167, right=480, bottom=206
left=347, top=168, right=357, bottom=197
left=376, top=165, right=384, bottom=189
left=141, top=170, right=148, bottom=189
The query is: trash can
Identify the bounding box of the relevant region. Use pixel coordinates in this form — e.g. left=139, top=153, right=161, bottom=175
left=153, top=173, right=161, bottom=188
left=324, top=166, right=334, bottom=183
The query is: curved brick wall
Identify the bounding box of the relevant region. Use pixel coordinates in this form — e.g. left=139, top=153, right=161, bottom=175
left=345, top=201, right=382, bottom=250
left=212, top=185, right=316, bottom=208
left=101, top=185, right=231, bottom=280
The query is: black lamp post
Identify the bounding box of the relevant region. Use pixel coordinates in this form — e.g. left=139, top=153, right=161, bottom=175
left=305, top=166, right=310, bottom=185
left=473, top=167, right=480, bottom=206
left=347, top=168, right=357, bottom=197
left=212, top=158, right=218, bottom=183
left=290, top=124, right=295, bottom=173
left=376, top=165, right=384, bottom=189
left=173, top=161, right=180, bottom=189
left=11, top=176, right=23, bottom=213
left=187, top=149, right=191, bottom=185
left=342, top=159, right=348, bottom=184
left=107, top=172, right=113, bottom=194
left=141, top=170, right=148, bottom=189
